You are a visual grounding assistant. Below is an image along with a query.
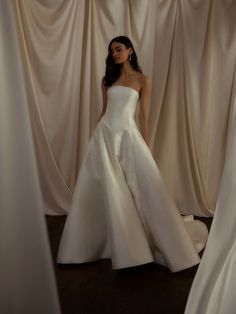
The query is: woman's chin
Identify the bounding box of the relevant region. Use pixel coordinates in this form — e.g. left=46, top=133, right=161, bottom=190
left=114, top=60, right=123, bottom=64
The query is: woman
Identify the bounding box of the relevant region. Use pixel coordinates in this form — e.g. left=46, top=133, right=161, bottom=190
left=57, top=36, right=208, bottom=272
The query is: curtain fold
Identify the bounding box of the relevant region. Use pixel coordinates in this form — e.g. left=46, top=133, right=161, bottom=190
left=13, top=0, right=236, bottom=216
left=185, top=96, right=236, bottom=314
left=0, top=1, right=60, bottom=312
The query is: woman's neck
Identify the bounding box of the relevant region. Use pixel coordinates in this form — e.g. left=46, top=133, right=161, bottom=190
left=120, top=62, right=135, bottom=77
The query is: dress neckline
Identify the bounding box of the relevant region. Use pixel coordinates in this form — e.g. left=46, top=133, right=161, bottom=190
left=109, top=85, right=140, bottom=96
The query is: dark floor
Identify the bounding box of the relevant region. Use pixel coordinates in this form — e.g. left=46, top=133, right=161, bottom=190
left=46, top=216, right=212, bottom=314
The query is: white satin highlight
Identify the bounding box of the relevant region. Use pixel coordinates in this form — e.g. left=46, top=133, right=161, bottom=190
left=185, top=95, right=236, bottom=314
left=12, top=0, right=236, bottom=216
left=57, top=86, right=208, bottom=272
left=0, top=1, right=60, bottom=313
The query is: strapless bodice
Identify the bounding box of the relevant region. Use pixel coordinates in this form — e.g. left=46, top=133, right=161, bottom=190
left=102, top=86, right=140, bottom=128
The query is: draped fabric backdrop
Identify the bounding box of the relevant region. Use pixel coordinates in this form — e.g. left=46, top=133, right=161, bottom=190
left=13, top=0, right=236, bottom=216
left=185, top=96, right=236, bottom=314
left=0, top=1, right=60, bottom=313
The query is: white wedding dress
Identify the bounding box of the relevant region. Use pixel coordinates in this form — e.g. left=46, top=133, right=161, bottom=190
left=57, top=85, right=208, bottom=272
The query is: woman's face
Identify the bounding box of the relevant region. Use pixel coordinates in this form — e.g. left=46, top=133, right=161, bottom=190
left=110, top=42, right=131, bottom=64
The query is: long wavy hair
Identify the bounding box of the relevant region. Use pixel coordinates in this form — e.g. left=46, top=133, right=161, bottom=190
left=103, top=36, right=142, bottom=87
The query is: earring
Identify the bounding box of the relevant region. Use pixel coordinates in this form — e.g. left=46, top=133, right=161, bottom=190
left=129, top=53, right=132, bottom=61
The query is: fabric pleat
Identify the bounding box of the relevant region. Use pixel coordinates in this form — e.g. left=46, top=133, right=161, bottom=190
left=0, top=1, right=60, bottom=313
left=12, top=0, right=236, bottom=216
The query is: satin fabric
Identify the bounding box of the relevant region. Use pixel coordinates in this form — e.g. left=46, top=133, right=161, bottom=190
left=185, top=95, right=236, bottom=314
left=0, top=1, right=60, bottom=313
left=12, top=0, right=236, bottom=215
left=57, top=86, right=208, bottom=272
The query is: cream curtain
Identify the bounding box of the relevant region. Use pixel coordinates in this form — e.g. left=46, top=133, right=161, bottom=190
left=0, top=1, right=60, bottom=313
left=185, top=96, right=236, bottom=314
left=13, top=0, right=236, bottom=216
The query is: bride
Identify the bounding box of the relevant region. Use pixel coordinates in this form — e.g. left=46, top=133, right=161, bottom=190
left=57, top=36, right=208, bottom=272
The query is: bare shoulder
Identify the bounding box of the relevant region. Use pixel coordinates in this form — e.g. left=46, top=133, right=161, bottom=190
left=101, top=77, right=108, bottom=91
left=139, top=73, right=151, bottom=93
left=141, top=73, right=151, bottom=87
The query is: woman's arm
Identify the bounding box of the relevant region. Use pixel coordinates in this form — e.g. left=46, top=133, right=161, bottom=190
left=139, top=76, right=152, bottom=145
left=98, top=78, right=108, bottom=122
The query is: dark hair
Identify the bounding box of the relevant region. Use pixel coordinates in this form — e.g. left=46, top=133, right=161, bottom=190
left=103, top=36, right=142, bottom=87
